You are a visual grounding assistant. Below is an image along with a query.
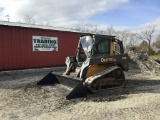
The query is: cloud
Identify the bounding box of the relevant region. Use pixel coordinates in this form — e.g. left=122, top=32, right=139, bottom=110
left=130, top=17, right=160, bottom=34
left=0, top=0, right=128, bottom=27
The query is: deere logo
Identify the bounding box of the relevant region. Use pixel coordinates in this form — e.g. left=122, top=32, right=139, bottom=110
left=101, top=58, right=116, bottom=62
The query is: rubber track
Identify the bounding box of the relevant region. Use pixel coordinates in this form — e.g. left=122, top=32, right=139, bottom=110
left=84, top=66, right=124, bottom=91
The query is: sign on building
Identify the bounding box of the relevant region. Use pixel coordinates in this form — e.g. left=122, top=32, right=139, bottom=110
left=32, top=36, right=58, bottom=51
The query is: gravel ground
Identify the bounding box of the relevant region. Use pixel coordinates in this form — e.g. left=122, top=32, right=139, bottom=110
left=0, top=68, right=160, bottom=120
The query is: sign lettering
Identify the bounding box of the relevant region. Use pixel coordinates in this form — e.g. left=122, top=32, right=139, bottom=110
left=32, top=36, right=58, bottom=51
left=101, top=58, right=116, bottom=62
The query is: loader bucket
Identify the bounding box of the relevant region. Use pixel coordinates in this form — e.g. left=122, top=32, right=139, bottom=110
left=37, top=72, right=88, bottom=100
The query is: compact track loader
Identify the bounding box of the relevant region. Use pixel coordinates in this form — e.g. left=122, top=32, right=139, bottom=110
left=37, top=34, right=131, bottom=100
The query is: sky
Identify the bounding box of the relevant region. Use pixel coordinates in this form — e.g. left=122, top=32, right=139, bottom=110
left=0, top=0, right=160, bottom=31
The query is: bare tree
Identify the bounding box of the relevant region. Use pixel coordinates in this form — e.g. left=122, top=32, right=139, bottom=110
left=128, top=33, right=138, bottom=46
left=75, top=24, right=99, bottom=33
left=152, top=34, right=160, bottom=51
left=23, top=14, right=36, bottom=24
left=125, top=33, right=137, bottom=50
left=138, top=24, right=156, bottom=55
left=91, top=25, right=99, bottom=33
left=105, top=26, right=116, bottom=35
left=114, top=30, right=129, bottom=48
left=75, top=24, right=88, bottom=32
left=84, top=24, right=93, bottom=33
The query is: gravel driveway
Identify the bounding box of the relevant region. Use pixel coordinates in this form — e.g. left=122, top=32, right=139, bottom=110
left=0, top=68, right=160, bottom=120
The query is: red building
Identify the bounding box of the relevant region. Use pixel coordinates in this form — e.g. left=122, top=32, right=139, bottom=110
left=0, top=21, right=82, bottom=71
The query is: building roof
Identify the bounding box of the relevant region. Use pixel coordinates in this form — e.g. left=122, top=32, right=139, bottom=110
left=0, top=21, right=82, bottom=33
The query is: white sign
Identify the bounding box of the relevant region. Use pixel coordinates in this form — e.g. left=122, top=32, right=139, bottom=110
left=32, top=36, right=58, bottom=51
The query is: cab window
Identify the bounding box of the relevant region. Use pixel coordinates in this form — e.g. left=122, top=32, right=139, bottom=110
left=114, top=42, right=120, bottom=54
left=93, top=40, right=110, bottom=56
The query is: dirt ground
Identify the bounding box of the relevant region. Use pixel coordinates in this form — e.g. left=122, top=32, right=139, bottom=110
left=0, top=68, right=160, bottom=120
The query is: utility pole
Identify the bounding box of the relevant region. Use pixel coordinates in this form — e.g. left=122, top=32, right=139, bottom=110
left=5, top=14, right=10, bottom=22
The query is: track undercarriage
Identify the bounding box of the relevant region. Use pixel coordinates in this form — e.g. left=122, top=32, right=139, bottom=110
left=84, top=66, right=125, bottom=93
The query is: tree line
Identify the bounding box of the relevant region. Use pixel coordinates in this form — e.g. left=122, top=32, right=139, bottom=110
left=6, top=14, right=160, bottom=55
left=76, top=23, right=160, bottom=55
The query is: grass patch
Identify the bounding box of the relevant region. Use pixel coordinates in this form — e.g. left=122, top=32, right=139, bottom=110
left=149, top=55, right=160, bottom=59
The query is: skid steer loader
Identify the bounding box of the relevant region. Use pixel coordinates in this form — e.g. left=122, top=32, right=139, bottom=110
left=37, top=34, right=130, bottom=100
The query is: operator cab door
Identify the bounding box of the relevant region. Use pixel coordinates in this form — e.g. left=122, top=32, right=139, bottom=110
left=76, top=36, right=93, bottom=65
left=77, top=43, right=86, bottom=62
